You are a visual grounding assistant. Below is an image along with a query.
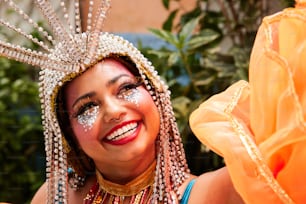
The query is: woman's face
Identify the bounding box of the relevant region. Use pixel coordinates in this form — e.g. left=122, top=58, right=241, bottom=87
left=64, top=58, right=160, bottom=172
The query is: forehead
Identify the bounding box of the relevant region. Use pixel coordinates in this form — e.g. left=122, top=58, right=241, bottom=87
left=93, top=58, right=134, bottom=76
left=74, top=58, right=134, bottom=84
left=64, top=58, right=136, bottom=96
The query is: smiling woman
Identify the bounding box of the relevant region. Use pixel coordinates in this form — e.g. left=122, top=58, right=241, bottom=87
left=60, top=58, right=161, bottom=202
left=62, top=58, right=160, bottom=183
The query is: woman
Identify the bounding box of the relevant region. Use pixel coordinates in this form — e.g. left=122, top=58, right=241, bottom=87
left=190, top=0, right=306, bottom=203
left=32, top=57, right=242, bottom=203
left=0, top=0, right=242, bottom=203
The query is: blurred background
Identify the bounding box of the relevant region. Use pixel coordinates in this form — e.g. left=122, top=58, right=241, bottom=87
left=0, top=0, right=295, bottom=203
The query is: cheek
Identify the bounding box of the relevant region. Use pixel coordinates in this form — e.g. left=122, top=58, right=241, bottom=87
left=138, top=90, right=160, bottom=127
left=70, top=119, right=100, bottom=145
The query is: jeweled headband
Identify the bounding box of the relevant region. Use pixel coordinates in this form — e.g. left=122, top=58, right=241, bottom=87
left=0, top=0, right=189, bottom=203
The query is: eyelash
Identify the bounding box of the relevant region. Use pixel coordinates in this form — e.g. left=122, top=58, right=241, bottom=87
left=118, top=78, right=143, bottom=96
left=73, top=101, right=98, bottom=118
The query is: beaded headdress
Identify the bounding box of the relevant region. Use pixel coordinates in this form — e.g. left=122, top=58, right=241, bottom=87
left=0, top=0, right=189, bottom=203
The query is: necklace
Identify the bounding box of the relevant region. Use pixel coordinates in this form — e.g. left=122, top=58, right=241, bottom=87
left=84, top=161, right=156, bottom=204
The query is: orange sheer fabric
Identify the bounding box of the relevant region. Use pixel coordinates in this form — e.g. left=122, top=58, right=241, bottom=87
left=189, top=2, right=306, bottom=204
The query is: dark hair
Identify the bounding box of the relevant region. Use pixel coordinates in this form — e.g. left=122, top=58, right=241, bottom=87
left=56, top=83, right=94, bottom=176
left=112, top=55, right=140, bottom=77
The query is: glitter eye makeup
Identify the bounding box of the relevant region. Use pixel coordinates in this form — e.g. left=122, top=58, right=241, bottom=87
left=117, top=77, right=142, bottom=106
left=77, top=105, right=99, bottom=132
left=119, top=88, right=141, bottom=106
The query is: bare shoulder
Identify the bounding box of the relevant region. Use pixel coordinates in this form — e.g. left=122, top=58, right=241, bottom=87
left=188, top=167, right=244, bottom=204
left=31, top=182, right=47, bottom=204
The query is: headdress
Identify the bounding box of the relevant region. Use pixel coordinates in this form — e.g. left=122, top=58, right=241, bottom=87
left=0, top=0, right=189, bottom=203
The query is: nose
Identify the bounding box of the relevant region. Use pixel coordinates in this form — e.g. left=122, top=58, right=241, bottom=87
left=102, top=97, right=126, bottom=123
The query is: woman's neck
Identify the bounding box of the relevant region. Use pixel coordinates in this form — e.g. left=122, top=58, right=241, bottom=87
left=94, top=157, right=156, bottom=185
left=95, top=160, right=156, bottom=196
left=95, top=152, right=156, bottom=184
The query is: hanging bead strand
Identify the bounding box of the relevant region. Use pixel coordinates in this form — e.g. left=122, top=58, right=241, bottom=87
left=86, top=0, right=94, bottom=32
left=74, top=0, right=82, bottom=33
left=3, top=0, right=55, bottom=45
left=59, top=0, right=75, bottom=34
left=85, top=0, right=110, bottom=66
left=0, top=19, right=51, bottom=51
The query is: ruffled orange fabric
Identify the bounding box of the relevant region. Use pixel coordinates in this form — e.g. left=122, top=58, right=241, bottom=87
left=189, top=2, right=306, bottom=204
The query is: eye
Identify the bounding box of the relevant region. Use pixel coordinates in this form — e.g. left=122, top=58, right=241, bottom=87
left=117, top=77, right=143, bottom=97
left=73, top=101, right=99, bottom=118
left=74, top=102, right=100, bottom=132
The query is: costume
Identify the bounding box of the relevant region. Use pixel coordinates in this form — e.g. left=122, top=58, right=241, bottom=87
left=0, top=0, right=189, bottom=203
left=190, top=1, right=306, bottom=203
left=180, top=179, right=195, bottom=204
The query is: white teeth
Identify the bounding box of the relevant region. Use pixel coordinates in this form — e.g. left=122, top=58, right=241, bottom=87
left=106, top=122, right=138, bottom=141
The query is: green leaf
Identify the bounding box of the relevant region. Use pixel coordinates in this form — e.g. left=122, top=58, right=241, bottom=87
left=0, top=88, right=10, bottom=99
left=0, top=77, right=10, bottom=86
left=12, top=79, right=25, bottom=90
left=187, top=29, right=220, bottom=50
left=0, top=57, right=11, bottom=68
left=162, top=9, right=178, bottom=31
left=0, top=101, right=6, bottom=111
left=147, top=49, right=172, bottom=59
left=149, top=28, right=179, bottom=47
left=11, top=91, right=19, bottom=103
left=179, top=17, right=199, bottom=44
left=162, top=0, right=170, bottom=9
left=167, top=52, right=180, bottom=66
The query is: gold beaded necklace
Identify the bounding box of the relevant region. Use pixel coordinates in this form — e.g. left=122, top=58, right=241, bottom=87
left=84, top=161, right=156, bottom=204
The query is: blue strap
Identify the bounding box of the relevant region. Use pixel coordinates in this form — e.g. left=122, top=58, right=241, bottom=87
left=180, top=179, right=196, bottom=204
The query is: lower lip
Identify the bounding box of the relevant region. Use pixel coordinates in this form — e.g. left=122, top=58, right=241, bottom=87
left=104, top=123, right=141, bottom=146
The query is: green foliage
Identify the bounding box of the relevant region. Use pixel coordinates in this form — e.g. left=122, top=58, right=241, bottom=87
left=140, top=0, right=293, bottom=174
left=0, top=57, right=44, bottom=203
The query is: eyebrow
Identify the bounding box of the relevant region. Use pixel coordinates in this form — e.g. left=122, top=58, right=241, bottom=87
left=72, top=92, right=95, bottom=108
left=106, top=74, right=131, bottom=87
left=72, top=74, right=132, bottom=108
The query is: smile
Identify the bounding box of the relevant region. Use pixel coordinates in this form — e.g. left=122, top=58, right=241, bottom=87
left=105, top=122, right=138, bottom=141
